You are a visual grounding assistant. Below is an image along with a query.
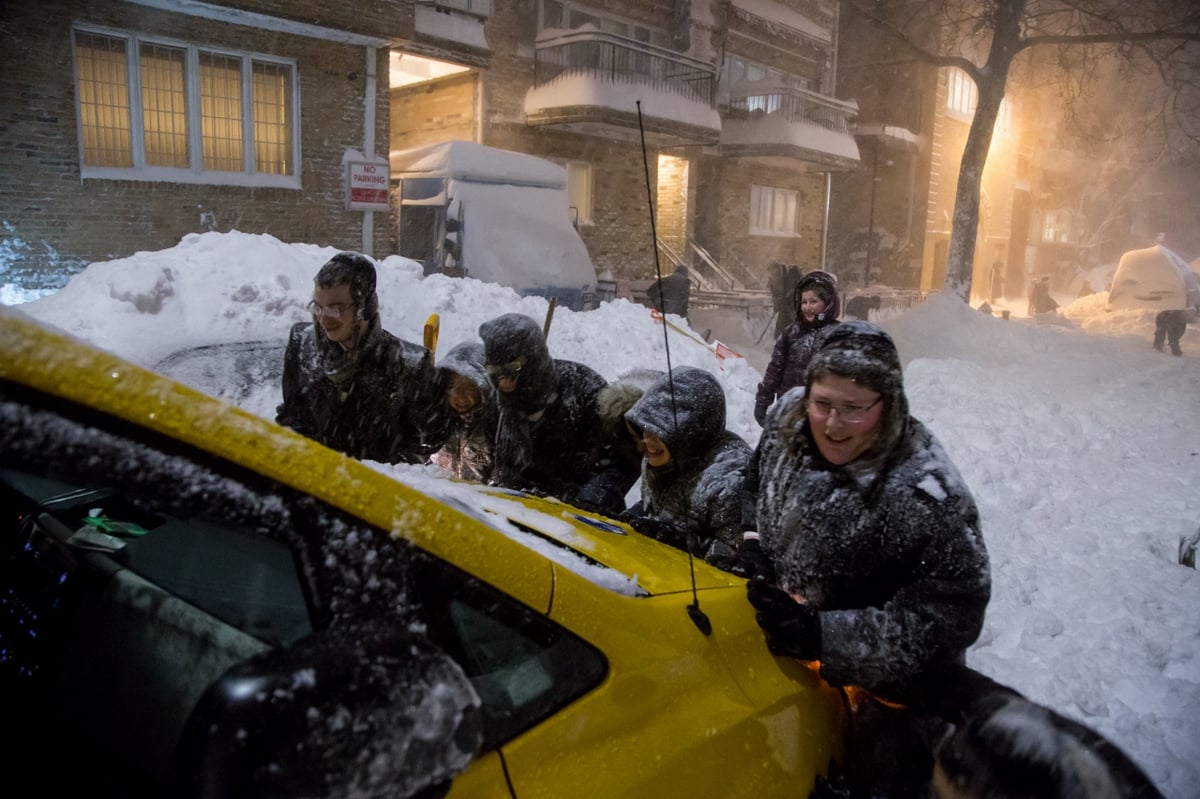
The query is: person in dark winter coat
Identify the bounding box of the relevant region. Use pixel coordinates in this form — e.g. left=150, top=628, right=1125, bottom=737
left=754, top=269, right=841, bottom=426
left=276, top=252, right=444, bottom=464
left=646, top=265, right=692, bottom=320
left=1030, top=276, right=1060, bottom=315
left=429, top=341, right=497, bottom=482
left=620, top=367, right=752, bottom=563
left=738, top=321, right=991, bottom=797
left=1152, top=309, right=1186, bottom=356
left=478, top=313, right=622, bottom=513
left=593, top=368, right=665, bottom=501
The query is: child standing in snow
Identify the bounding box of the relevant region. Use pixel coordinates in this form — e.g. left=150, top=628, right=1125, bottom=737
left=754, top=270, right=841, bottom=425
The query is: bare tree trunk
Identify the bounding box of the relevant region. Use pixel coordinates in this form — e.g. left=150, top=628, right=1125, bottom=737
left=944, top=0, right=1023, bottom=300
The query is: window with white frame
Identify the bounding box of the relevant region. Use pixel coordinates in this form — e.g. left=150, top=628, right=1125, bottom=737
left=750, top=185, right=799, bottom=236
left=945, top=67, right=978, bottom=117
left=73, top=27, right=298, bottom=183
left=565, top=161, right=592, bottom=226
left=1042, top=210, right=1071, bottom=243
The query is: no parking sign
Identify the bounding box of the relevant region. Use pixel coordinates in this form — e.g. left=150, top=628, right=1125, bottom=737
left=346, top=161, right=391, bottom=211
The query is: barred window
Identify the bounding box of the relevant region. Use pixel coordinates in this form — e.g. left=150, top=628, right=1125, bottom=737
left=73, top=27, right=298, bottom=183
left=750, top=185, right=799, bottom=236
left=945, top=67, right=978, bottom=117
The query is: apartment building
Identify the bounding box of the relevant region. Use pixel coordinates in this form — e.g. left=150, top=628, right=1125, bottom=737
left=1, top=0, right=858, bottom=293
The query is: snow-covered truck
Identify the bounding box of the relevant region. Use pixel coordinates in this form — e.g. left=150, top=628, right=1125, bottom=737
left=390, top=140, right=598, bottom=311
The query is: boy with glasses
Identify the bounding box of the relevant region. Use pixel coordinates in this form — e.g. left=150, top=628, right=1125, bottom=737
left=276, top=252, right=444, bottom=464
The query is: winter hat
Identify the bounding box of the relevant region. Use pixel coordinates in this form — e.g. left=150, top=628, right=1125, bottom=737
left=478, top=313, right=556, bottom=411
left=626, top=366, right=726, bottom=465
left=314, top=251, right=379, bottom=322
left=805, top=320, right=908, bottom=467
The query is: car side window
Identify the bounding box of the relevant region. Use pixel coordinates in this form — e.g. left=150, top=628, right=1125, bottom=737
left=0, top=387, right=315, bottom=652
left=1, top=382, right=607, bottom=756
left=411, top=553, right=608, bottom=748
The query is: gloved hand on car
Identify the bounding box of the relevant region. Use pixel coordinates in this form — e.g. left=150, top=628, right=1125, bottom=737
left=747, top=579, right=821, bottom=661
left=707, top=535, right=775, bottom=581
left=618, top=512, right=688, bottom=550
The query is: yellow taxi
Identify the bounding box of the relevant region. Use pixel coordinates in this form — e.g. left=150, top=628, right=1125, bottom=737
left=0, top=307, right=846, bottom=798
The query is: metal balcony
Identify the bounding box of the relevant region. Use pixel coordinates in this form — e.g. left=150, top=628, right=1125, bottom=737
left=719, top=86, right=860, bottom=170
left=525, top=30, right=720, bottom=145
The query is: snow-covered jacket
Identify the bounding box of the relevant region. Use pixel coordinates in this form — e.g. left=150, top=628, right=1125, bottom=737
left=595, top=369, right=663, bottom=477
left=276, top=318, right=443, bottom=464
left=755, top=270, right=841, bottom=421
left=625, top=367, right=752, bottom=556
left=478, top=313, right=614, bottom=509
left=430, top=341, right=497, bottom=482
left=742, top=322, right=990, bottom=699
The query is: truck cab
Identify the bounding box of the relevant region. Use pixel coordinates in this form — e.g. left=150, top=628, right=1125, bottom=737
left=391, top=141, right=598, bottom=311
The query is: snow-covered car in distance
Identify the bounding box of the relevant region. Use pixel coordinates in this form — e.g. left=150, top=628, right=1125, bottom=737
left=0, top=307, right=847, bottom=798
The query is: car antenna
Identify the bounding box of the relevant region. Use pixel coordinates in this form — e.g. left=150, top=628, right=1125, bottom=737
left=637, top=99, right=711, bottom=637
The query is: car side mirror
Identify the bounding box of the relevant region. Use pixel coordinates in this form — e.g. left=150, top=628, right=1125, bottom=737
left=172, top=621, right=482, bottom=799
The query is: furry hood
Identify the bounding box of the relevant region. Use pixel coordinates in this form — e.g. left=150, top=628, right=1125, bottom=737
left=595, top=368, right=665, bottom=435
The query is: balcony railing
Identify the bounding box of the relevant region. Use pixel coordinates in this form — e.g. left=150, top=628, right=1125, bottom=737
left=534, top=30, right=716, bottom=107
left=722, top=86, right=857, bottom=134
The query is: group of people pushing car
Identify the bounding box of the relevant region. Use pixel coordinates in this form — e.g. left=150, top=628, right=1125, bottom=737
left=276, top=252, right=1163, bottom=799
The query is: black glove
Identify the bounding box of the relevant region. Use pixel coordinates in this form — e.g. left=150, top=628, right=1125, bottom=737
left=622, top=514, right=688, bottom=550
left=754, top=400, right=769, bottom=426
left=747, top=580, right=821, bottom=661
left=730, top=538, right=775, bottom=581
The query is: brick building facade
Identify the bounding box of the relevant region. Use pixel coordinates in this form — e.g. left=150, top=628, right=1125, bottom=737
left=3, top=0, right=858, bottom=296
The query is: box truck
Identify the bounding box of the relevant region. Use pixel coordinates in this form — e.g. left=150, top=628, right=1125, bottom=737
left=391, top=140, right=597, bottom=311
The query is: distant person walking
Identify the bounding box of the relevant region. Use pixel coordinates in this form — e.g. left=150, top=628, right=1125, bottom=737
left=1029, top=276, right=1059, bottom=315
left=1153, top=309, right=1186, bottom=356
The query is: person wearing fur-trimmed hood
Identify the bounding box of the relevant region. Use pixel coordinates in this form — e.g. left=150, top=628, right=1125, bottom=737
left=575, top=368, right=665, bottom=513
left=276, top=252, right=444, bottom=464
left=754, top=269, right=841, bottom=426
left=429, top=341, right=497, bottom=483
left=622, top=367, right=752, bottom=562
left=478, top=313, right=617, bottom=511
left=738, top=320, right=991, bottom=795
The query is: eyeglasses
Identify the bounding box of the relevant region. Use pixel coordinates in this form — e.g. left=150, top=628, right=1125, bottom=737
left=806, top=396, right=882, bottom=424
left=485, top=359, right=525, bottom=380
left=307, top=301, right=357, bottom=319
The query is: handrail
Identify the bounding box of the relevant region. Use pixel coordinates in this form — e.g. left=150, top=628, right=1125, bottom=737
left=534, top=30, right=717, bottom=106
left=722, top=85, right=857, bottom=134
left=689, top=242, right=741, bottom=291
